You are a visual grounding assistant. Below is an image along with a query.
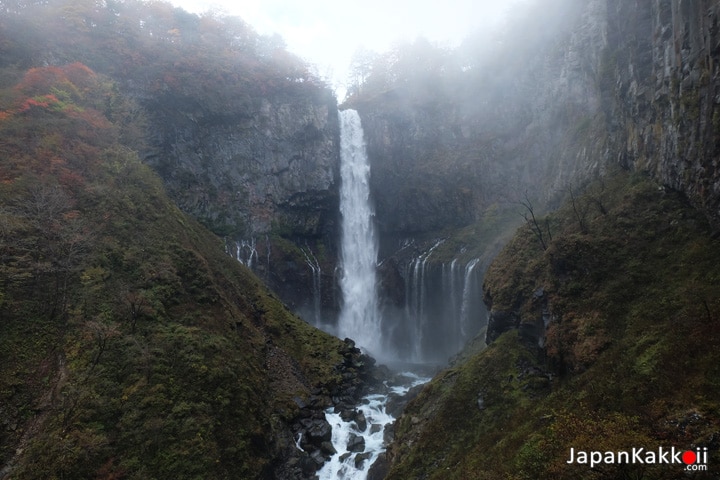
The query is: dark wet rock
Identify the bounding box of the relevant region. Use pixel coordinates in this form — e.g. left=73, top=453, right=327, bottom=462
left=307, top=419, right=332, bottom=444
left=340, top=409, right=355, bottom=422
left=299, top=454, right=317, bottom=477
left=354, top=452, right=372, bottom=469
left=293, top=396, right=307, bottom=409
left=486, top=310, right=520, bottom=344
left=347, top=433, right=365, bottom=453
left=383, top=421, right=395, bottom=444
left=310, top=449, right=326, bottom=467
left=354, top=411, right=367, bottom=432
left=320, top=441, right=337, bottom=456
left=367, top=452, right=390, bottom=480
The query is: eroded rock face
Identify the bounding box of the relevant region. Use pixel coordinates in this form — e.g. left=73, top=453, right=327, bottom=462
left=353, top=0, right=720, bottom=243
left=354, top=98, right=481, bottom=239
left=144, top=88, right=340, bottom=238
left=140, top=85, right=342, bottom=320
left=601, top=0, right=720, bottom=224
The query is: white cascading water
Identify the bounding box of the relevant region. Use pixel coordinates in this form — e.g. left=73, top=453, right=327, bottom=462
left=337, top=109, right=380, bottom=355
left=443, top=258, right=463, bottom=351
left=230, top=238, right=258, bottom=268
left=405, top=239, right=444, bottom=361
left=460, top=258, right=481, bottom=339
left=394, top=246, right=487, bottom=362
left=301, top=246, right=322, bottom=325
left=317, top=373, right=430, bottom=480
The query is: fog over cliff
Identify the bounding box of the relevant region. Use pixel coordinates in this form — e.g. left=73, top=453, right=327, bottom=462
left=2, top=0, right=720, bottom=478
left=135, top=0, right=720, bottom=363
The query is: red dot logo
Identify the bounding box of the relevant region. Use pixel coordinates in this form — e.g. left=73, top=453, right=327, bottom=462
left=682, top=450, right=697, bottom=465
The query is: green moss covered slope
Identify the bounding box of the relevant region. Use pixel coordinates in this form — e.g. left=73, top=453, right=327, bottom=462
left=386, top=171, right=720, bottom=480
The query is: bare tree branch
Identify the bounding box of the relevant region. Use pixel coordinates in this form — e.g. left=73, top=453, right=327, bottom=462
left=519, top=191, right=548, bottom=250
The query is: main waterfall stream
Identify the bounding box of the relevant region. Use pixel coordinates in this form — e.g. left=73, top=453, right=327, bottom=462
left=337, top=109, right=381, bottom=356
left=319, top=109, right=415, bottom=479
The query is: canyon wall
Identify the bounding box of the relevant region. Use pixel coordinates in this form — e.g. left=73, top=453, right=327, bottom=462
left=130, top=0, right=720, bottom=358
left=139, top=84, right=342, bottom=319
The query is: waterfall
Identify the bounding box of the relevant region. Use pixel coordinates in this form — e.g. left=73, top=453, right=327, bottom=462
left=301, top=246, right=322, bottom=325
left=234, top=238, right=258, bottom=268
left=443, top=258, right=462, bottom=351
left=459, top=258, right=481, bottom=342
left=227, top=237, right=259, bottom=268
left=394, top=247, right=486, bottom=363
left=338, top=109, right=380, bottom=355
left=404, top=240, right=444, bottom=361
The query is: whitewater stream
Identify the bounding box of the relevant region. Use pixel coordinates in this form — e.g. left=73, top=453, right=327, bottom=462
left=317, top=372, right=430, bottom=479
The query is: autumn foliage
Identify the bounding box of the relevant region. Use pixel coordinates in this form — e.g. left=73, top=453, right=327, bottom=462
left=0, top=63, right=124, bottom=188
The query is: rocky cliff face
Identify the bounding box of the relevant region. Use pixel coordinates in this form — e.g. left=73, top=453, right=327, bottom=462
left=144, top=87, right=340, bottom=238
left=353, top=96, right=481, bottom=240
left=377, top=1, right=720, bottom=473
left=478, top=0, right=720, bottom=350
left=469, top=0, right=720, bottom=399
left=139, top=85, right=342, bottom=319
left=602, top=0, right=720, bottom=224
left=352, top=0, right=720, bottom=242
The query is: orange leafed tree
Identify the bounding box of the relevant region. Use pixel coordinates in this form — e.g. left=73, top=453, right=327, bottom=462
left=0, top=63, right=122, bottom=189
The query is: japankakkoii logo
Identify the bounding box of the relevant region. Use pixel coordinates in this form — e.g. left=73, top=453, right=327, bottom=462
left=566, top=446, right=709, bottom=472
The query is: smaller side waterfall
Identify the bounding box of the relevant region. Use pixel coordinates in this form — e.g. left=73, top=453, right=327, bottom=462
left=404, top=240, right=444, bottom=361
left=459, top=258, right=481, bottom=339
left=391, top=245, right=488, bottom=363
left=442, top=258, right=463, bottom=352
left=226, top=237, right=259, bottom=268
left=301, top=246, right=322, bottom=326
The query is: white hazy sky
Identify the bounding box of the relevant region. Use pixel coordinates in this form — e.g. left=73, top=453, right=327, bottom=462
left=168, top=0, right=512, bottom=92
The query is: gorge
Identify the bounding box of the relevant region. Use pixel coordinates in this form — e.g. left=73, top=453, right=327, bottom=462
left=1, top=0, right=720, bottom=479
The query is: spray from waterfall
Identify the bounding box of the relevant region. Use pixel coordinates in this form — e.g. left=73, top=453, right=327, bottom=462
left=337, top=109, right=381, bottom=355
left=394, top=244, right=487, bottom=363
left=404, top=240, right=444, bottom=361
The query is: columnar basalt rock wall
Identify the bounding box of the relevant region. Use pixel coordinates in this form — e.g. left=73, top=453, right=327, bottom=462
left=353, top=1, right=720, bottom=241
left=602, top=0, right=720, bottom=224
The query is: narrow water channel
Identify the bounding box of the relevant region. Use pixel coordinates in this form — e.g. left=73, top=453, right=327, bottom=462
left=317, top=372, right=430, bottom=479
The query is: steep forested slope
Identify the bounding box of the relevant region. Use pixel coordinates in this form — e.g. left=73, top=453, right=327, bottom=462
left=0, top=0, right=343, bottom=320
left=384, top=171, right=720, bottom=479
left=0, top=61, right=360, bottom=479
